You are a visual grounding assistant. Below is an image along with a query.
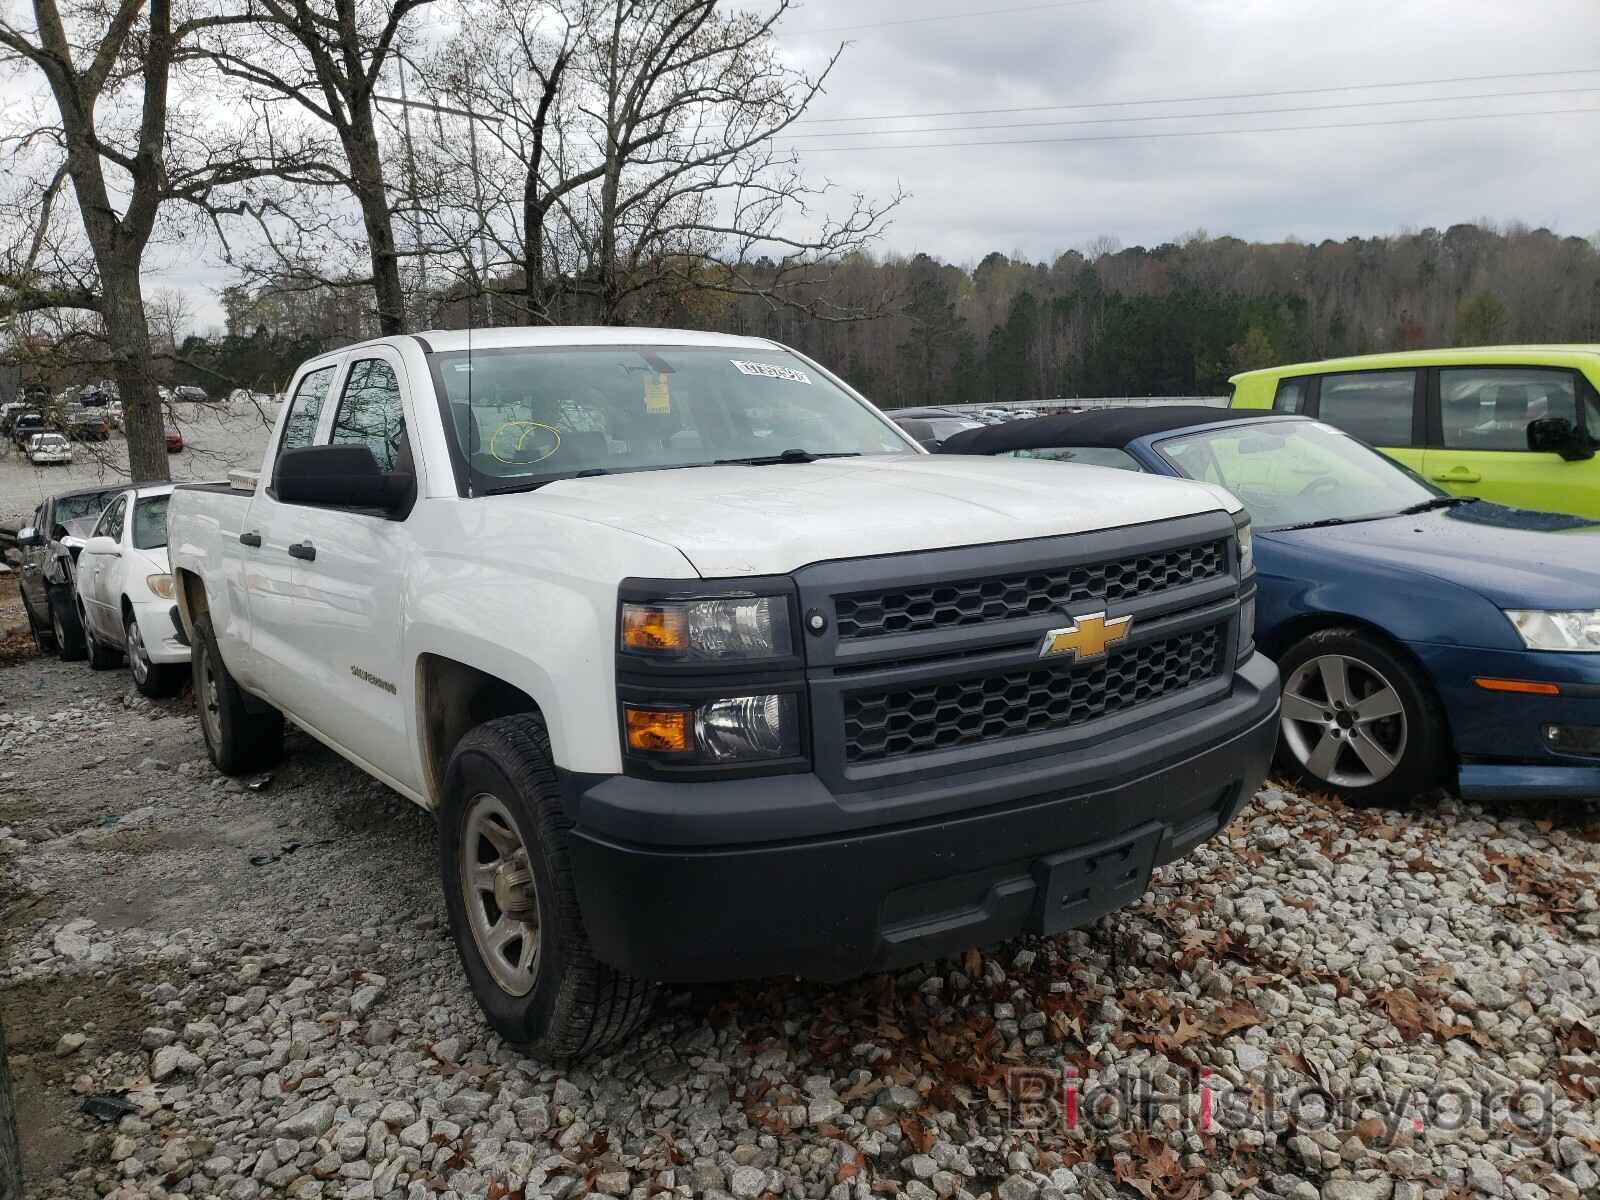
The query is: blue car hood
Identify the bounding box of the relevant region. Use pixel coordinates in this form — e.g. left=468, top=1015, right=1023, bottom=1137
left=1262, top=503, right=1600, bottom=610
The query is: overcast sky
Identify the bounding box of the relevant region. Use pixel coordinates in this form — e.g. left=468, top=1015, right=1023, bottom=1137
left=148, top=0, right=1600, bottom=327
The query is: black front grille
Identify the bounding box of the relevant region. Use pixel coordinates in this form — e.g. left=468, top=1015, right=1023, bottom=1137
left=833, top=540, right=1227, bottom=641
left=842, top=623, right=1224, bottom=763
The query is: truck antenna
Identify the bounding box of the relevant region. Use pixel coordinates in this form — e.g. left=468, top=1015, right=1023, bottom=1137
left=466, top=269, right=476, bottom=498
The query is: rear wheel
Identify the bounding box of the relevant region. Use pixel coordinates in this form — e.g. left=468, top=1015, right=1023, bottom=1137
left=126, top=611, right=182, bottom=698
left=439, top=714, right=656, bottom=1058
left=1276, top=627, right=1448, bottom=808
left=49, top=586, right=85, bottom=661
left=191, top=612, right=282, bottom=774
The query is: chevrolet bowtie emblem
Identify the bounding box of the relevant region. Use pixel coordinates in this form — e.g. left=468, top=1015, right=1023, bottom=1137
left=1039, top=611, right=1133, bottom=661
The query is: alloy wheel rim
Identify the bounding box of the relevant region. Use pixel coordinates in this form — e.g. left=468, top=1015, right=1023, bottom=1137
left=127, top=617, right=148, bottom=684
left=460, top=793, right=541, bottom=997
left=1281, top=653, right=1408, bottom=788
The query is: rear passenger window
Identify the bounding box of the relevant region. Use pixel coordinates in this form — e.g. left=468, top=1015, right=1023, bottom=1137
left=1438, top=367, right=1578, bottom=450
left=1315, top=370, right=1415, bottom=446
left=330, top=359, right=407, bottom=470
left=1273, top=378, right=1310, bottom=413
left=279, top=365, right=336, bottom=458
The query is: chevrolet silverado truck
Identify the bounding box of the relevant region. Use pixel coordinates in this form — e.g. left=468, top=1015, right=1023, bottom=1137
left=167, top=327, right=1280, bottom=1057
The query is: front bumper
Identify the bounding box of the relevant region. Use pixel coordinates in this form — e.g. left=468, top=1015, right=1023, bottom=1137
left=567, top=653, right=1279, bottom=983
left=134, top=598, right=190, bottom=665
left=1410, top=642, right=1600, bottom=800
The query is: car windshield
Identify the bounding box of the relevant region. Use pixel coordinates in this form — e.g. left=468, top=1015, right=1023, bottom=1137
left=426, top=345, right=915, bottom=491
left=132, top=495, right=169, bottom=550
left=1008, top=446, right=1144, bottom=471
left=1153, top=420, right=1440, bottom=529
left=54, top=489, right=121, bottom=526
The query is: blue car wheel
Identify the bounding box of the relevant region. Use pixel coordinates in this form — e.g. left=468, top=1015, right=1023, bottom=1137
left=1276, top=627, right=1448, bottom=807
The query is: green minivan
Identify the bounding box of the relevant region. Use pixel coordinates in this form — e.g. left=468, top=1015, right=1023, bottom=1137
left=1230, top=346, right=1600, bottom=518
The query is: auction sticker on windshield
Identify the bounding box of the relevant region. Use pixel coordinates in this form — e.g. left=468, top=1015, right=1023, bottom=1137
left=731, top=360, right=811, bottom=384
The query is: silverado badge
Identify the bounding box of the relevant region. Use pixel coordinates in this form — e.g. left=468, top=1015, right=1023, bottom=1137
left=1039, top=611, right=1133, bottom=661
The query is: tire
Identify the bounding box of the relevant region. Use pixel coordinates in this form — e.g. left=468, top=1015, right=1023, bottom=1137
left=49, top=586, right=86, bottom=661
left=190, top=612, right=283, bottom=774
left=21, top=592, right=57, bottom=655
left=83, top=605, right=120, bottom=670
left=439, top=714, right=657, bottom=1058
left=1275, top=627, right=1448, bottom=808
left=125, top=610, right=182, bottom=698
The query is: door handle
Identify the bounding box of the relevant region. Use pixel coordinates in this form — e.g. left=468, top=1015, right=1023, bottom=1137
left=239, top=530, right=262, bottom=548
left=288, top=540, right=316, bottom=562
left=1430, top=466, right=1481, bottom=483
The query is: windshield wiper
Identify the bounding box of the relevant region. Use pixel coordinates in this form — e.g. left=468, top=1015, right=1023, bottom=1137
left=713, top=449, right=861, bottom=466
left=1396, top=496, right=1478, bottom=515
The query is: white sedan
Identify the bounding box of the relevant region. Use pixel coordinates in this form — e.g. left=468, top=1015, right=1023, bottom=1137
left=74, top=483, right=190, bottom=696
left=27, top=432, right=73, bottom=465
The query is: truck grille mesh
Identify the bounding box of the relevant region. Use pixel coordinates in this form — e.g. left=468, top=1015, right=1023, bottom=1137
left=833, top=539, right=1227, bottom=641
left=842, top=623, right=1225, bottom=763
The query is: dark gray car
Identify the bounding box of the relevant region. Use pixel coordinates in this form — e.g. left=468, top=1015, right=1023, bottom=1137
left=13, top=485, right=126, bottom=659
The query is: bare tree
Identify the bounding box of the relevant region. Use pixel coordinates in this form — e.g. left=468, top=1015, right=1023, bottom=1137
left=203, top=0, right=437, bottom=336
left=0, top=0, right=325, bottom=480
left=429, top=0, right=901, bottom=326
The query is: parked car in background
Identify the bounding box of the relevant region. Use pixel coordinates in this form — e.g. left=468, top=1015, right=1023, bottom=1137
left=0, top=401, right=24, bottom=434
left=165, top=426, right=184, bottom=453
left=67, top=410, right=111, bottom=441
left=943, top=407, right=1600, bottom=806
left=14, top=484, right=129, bottom=659
left=105, top=399, right=124, bottom=429
left=1230, top=346, right=1600, bottom=518
left=168, top=326, right=1277, bottom=1055
left=11, top=411, right=46, bottom=449
left=172, top=385, right=208, bottom=404
left=893, top=414, right=984, bottom=450
left=27, top=432, right=73, bottom=465
left=74, top=484, right=190, bottom=695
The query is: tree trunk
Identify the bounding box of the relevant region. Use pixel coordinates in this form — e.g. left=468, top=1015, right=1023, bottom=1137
left=100, top=261, right=170, bottom=483
left=347, top=121, right=406, bottom=337
left=0, top=1011, right=22, bottom=1200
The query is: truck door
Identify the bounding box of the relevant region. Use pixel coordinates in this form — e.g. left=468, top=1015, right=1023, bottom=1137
left=237, top=359, right=343, bottom=706
left=275, top=348, right=418, bottom=791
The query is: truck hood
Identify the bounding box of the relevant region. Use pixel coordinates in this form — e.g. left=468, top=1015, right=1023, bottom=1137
left=528, top=455, right=1235, bottom=576
left=1262, top=502, right=1600, bottom=609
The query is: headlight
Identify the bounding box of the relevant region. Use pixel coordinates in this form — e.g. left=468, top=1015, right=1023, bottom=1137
left=1235, top=520, right=1254, bottom=577
left=621, top=595, right=792, bottom=661
left=146, top=573, right=175, bottom=599
left=1504, top=610, right=1600, bottom=652
left=624, top=694, right=800, bottom=763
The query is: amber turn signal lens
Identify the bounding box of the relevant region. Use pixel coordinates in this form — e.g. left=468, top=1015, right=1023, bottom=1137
left=1473, top=677, right=1561, bottom=696
left=622, top=604, right=687, bottom=652
left=624, top=707, right=690, bottom=753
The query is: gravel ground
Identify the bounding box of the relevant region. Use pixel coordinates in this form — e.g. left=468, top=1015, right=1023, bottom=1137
left=0, top=406, right=273, bottom=528
left=2, top=633, right=1599, bottom=1200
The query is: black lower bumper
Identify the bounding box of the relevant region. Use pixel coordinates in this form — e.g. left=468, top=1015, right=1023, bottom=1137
left=568, top=653, right=1279, bottom=983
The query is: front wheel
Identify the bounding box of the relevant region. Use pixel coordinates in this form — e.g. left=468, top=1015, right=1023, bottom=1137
left=1276, top=627, right=1448, bottom=808
left=439, top=714, right=656, bottom=1058
left=126, top=612, right=182, bottom=698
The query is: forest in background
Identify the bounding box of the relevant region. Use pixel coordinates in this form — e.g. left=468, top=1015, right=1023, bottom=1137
left=169, top=221, right=1600, bottom=407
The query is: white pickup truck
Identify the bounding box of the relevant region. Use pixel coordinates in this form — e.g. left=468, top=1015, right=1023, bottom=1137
left=168, top=327, right=1279, bottom=1057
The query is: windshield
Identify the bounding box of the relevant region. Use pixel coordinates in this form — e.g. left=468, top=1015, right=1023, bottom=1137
left=1009, top=446, right=1143, bottom=471
left=1153, top=420, right=1439, bottom=528
left=427, top=345, right=915, bottom=491
left=132, top=495, right=170, bottom=551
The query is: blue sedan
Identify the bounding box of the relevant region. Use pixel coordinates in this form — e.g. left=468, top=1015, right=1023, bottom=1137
left=941, top=408, right=1600, bottom=806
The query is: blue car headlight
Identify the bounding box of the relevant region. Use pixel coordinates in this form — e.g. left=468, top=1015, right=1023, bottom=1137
left=1504, top=610, right=1600, bottom=653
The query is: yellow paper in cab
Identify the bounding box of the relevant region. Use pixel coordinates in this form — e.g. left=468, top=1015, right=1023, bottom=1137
left=644, top=373, right=671, bottom=413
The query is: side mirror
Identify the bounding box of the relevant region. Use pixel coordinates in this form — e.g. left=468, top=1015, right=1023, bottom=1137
left=1527, top=416, right=1595, bottom=462
left=85, top=535, right=121, bottom=556
left=16, top=526, right=41, bottom=547
left=276, top=444, right=414, bottom=512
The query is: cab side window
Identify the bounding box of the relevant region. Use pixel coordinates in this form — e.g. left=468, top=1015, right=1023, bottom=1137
left=1438, top=367, right=1578, bottom=451
left=329, top=358, right=408, bottom=471
left=278, top=365, right=336, bottom=463
left=1314, top=370, right=1415, bottom=446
